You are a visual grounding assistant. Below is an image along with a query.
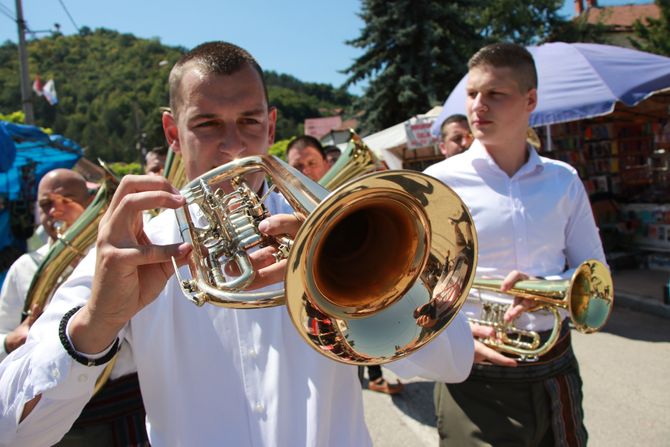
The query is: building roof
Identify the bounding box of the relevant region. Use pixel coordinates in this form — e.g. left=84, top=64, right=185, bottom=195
left=304, top=116, right=343, bottom=140
left=586, top=4, right=660, bottom=30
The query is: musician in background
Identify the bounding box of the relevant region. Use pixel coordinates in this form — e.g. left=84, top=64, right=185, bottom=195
left=0, top=41, right=473, bottom=446
left=144, top=146, right=168, bottom=176
left=437, top=114, right=473, bottom=159
left=0, top=169, right=90, bottom=360
left=0, top=168, right=149, bottom=446
left=286, top=135, right=330, bottom=182
left=424, top=43, right=606, bottom=446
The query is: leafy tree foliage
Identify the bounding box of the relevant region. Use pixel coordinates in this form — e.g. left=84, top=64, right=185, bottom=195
left=344, top=0, right=483, bottom=134
left=543, top=14, right=611, bottom=44
left=269, top=138, right=291, bottom=160
left=0, top=30, right=353, bottom=163
left=471, top=0, right=565, bottom=46
left=630, top=0, right=670, bottom=56
left=344, top=0, right=575, bottom=133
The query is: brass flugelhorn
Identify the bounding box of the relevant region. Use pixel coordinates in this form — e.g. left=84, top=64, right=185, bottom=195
left=319, top=130, right=384, bottom=190
left=172, top=154, right=478, bottom=365
left=469, top=259, right=613, bottom=361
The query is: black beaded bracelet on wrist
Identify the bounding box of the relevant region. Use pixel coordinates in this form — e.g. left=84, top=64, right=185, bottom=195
left=58, top=305, right=119, bottom=367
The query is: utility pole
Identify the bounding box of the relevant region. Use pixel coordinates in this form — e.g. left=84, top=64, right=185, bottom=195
left=15, top=0, right=35, bottom=124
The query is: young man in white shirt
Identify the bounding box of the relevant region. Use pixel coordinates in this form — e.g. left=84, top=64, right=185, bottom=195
left=0, top=41, right=475, bottom=447
left=425, top=43, right=607, bottom=447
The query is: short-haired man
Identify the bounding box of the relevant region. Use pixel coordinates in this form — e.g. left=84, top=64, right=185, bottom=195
left=286, top=135, right=330, bottom=181
left=0, top=41, right=474, bottom=446
left=438, top=114, right=472, bottom=159
left=0, top=169, right=90, bottom=359
left=425, top=43, right=606, bottom=446
left=144, top=146, right=168, bottom=176
left=0, top=168, right=150, bottom=446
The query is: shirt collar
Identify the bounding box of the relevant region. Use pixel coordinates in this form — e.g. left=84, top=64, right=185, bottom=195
left=468, top=139, right=544, bottom=177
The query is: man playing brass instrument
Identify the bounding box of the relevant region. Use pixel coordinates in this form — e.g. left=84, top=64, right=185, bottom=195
left=286, top=135, right=330, bottom=182
left=0, top=168, right=91, bottom=359
left=425, top=43, right=607, bottom=446
left=0, top=41, right=474, bottom=446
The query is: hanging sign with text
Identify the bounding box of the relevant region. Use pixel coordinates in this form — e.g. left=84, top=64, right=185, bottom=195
left=405, top=117, right=439, bottom=149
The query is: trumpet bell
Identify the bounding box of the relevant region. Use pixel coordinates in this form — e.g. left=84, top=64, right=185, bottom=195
left=568, top=260, right=613, bottom=333
left=287, top=170, right=477, bottom=364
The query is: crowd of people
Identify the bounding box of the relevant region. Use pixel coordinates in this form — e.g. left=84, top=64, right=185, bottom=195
left=0, top=40, right=606, bottom=447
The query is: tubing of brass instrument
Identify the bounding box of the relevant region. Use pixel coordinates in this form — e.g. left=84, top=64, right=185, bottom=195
left=469, top=259, right=613, bottom=361
left=171, top=154, right=478, bottom=365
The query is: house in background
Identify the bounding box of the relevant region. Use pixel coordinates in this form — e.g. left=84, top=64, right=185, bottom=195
left=305, top=115, right=359, bottom=147
left=574, top=0, right=660, bottom=48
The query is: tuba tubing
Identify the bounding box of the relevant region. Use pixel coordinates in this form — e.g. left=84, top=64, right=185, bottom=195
left=318, top=130, right=384, bottom=190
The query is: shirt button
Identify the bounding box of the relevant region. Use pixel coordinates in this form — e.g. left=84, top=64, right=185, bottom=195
left=248, top=348, right=258, bottom=358
left=254, top=402, right=265, bottom=413
left=77, top=374, right=88, bottom=383
left=51, top=368, right=60, bottom=379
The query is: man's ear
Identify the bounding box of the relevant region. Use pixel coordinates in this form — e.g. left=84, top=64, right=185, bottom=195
left=526, top=88, right=538, bottom=112
left=267, top=107, right=277, bottom=146
left=438, top=142, right=448, bottom=157
left=162, top=111, right=181, bottom=154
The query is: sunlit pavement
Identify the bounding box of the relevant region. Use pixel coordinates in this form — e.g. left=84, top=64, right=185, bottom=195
left=363, top=305, right=670, bottom=447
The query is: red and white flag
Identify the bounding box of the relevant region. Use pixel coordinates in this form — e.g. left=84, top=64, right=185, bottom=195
left=42, top=79, right=58, bottom=106
left=32, top=75, right=43, bottom=96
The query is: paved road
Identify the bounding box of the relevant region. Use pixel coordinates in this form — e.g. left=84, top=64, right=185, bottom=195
left=362, top=305, right=670, bottom=446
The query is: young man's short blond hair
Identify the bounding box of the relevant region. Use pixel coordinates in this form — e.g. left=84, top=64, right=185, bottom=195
left=468, top=43, right=537, bottom=93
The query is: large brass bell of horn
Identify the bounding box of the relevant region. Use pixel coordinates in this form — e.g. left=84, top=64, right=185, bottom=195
left=173, top=155, right=478, bottom=365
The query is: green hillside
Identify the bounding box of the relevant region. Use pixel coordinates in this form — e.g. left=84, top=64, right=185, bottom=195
left=0, top=28, right=354, bottom=162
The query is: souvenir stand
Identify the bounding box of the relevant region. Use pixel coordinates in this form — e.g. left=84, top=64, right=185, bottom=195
left=535, top=93, right=670, bottom=303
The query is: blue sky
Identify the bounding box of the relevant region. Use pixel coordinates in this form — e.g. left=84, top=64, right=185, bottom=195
left=0, top=0, right=653, bottom=95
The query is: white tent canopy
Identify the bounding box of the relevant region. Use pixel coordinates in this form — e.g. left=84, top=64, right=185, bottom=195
left=363, top=106, right=442, bottom=170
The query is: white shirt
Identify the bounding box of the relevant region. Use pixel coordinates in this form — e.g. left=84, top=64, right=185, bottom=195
left=424, top=140, right=607, bottom=331
left=0, top=190, right=474, bottom=447
left=0, top=244, right=49, bottom=361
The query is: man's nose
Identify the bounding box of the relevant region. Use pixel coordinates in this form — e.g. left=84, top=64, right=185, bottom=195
left=471, top=93, right=487, bottom=112
left=218, top=128, right=245, bottom=156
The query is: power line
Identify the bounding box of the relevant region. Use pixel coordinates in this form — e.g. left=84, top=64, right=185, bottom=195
left=0, top=10, right=14, bottom=22
left=57, top=0, right=79, bottom=32
left=0, top=2, right=14, bottom=22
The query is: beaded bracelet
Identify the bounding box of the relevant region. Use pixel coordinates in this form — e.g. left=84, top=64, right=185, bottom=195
left=58, top=306, right=119, bottom=367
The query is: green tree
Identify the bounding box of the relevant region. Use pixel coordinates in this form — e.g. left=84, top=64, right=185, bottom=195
left=344, top=0, right=575, bottom=134
left=630, top=0, right=670, bottom=56
left=0, top=30, right=353, bottom=162
left=543, top=13, right=611, bottom=44
left=344, top=0, right=483, bottom=134
left=472, top=0, right=565, bottom=45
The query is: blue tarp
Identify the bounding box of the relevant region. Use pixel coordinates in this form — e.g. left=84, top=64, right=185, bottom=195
left=432, top=42, right=670, bottom=135
left=0, top=121, right=83, bottom=271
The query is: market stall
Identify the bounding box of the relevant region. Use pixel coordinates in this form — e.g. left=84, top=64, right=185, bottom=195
left=363, top=106, right=443, bottom=171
